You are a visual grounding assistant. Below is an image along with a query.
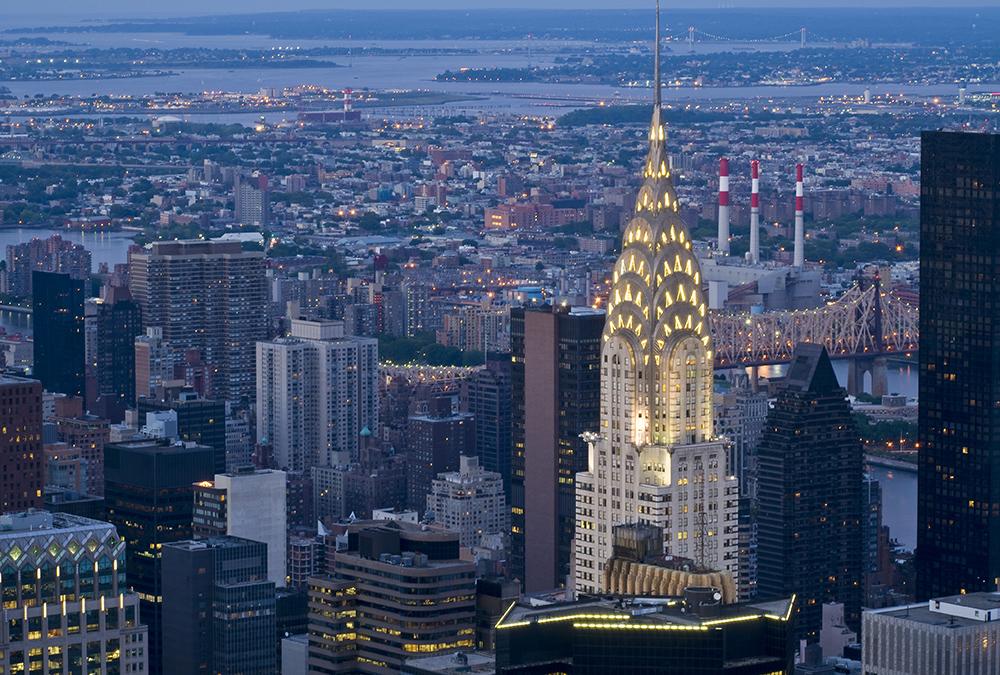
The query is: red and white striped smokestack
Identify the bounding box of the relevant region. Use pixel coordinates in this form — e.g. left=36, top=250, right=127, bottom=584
left=749, top=160, right=760, bottom=264
left=718, top=157, right=730, bottom=255
left=793, top=163, right=805, bottom=268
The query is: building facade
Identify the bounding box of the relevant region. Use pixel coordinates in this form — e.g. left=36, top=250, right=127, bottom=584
left=0, top=376, right=43, bottom=511
left=32, top=271, right=85, bottom=397
left=162, top=537, right=277, bottom=675
left=406, top=396, right=475, bottom=513
left=756, top=344, right=863, bottom=640
left=426, top=455, right=508, bottom=550
left=572, top=59, right=739, bottom=595
left=511, top=305, right=603, bottom=592
left=128, top=240, right=268, bottom=402
left=256, top=319, right=378, bottom=472
left=863, top=593, right=1000, bottom=675
left=103, top=438, right=215, bottom=674
left=0, top=511, right=148, bottom=675
left=464, top=358, right=513, bottom=497
left=917, top=131, right=1000, bottom=599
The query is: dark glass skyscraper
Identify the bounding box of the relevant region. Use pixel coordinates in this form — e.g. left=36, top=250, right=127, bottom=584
left=138, top=388, right=227, bottom=474
left=918, top=131, right=1000, bottom=598
left=756, top=343, right=863, bottom=641
left=104, top=438, right=215, bottom=674
left=32, top=271, right=85, bottom=396
left=162, top=537, right=277, bottom=675
left=466, top=357, right=513, bottom=497
left=89, top=285, right=142, bottom=421
left=510, top=305, right=602, bottom=592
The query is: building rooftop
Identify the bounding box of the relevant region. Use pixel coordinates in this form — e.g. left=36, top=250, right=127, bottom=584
left=496, top=593, right=795, bottom=632
left=0, top=510, right=112, bottom=537
left=403, top=650, right=495, bottom=674
left=867, top=592, right=1000, bottom=627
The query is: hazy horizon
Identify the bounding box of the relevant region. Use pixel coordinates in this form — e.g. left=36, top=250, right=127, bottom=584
left=8, top=0, right=1000, bottom=21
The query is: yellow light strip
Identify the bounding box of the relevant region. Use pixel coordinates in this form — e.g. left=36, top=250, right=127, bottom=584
left=574, top=622, right=708, bottom=632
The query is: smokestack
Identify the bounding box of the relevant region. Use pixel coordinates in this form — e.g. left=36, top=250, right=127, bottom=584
left=750, top=160, right=760, bottom=264
left=344, top=88, right=353, bottom=113
left=794, top=163, right=805, bottom=268
left=718, top=157, right=730, bottom=255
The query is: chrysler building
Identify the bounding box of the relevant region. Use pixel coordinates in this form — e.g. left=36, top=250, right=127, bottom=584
left=574, top=2, right=739, bottom=594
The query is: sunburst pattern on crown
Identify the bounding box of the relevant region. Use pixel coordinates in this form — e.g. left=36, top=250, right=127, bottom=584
left=601, top=0, right=714, bottom=448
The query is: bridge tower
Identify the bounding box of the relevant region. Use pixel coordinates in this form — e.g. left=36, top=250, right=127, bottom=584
left=847, top=273, right=888, bottom=398
left=688, top=26, right=696, bottom=51
left=800, top=27, right=807, bottom=48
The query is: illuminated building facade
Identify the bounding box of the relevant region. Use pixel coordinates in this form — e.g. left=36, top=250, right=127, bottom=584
left=494, top=591, right=795, bottom=674
left=0, top=511, right=148, bottom=675
left=574, top=5, right=738, bottom=594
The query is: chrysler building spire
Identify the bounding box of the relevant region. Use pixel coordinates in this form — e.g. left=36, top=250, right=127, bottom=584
left=574, top=2, right=737, bottom=596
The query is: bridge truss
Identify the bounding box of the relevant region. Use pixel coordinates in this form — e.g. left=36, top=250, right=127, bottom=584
left=711, top=281, right=918, bottom=369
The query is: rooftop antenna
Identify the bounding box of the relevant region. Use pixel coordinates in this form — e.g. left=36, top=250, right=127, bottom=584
left=654, top=0, right=662, bottom=108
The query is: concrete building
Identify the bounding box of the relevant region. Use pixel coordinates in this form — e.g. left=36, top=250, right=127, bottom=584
left=256, top=319, right=378, bottom=471
left=0, top=511, right=148, bottom=674
left=129, top=239, right=268, bottom=402
left=192, top=467, right=288, bottom=587
left=234, top=171, right=271, bottom=228
left=863, top=593, right=1000, bottom=674
left=134, top=327, right=173, bottom=403
left=4, top=234, right=90, bottom=299
left=0, top=376, right=43, bottom=511
left=406, top=396, right=475, bottom=512
left=426, top=455, right=508, bottom=550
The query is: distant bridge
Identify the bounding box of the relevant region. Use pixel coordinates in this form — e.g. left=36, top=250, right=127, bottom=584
left=711, top=278, right=918, bottom=395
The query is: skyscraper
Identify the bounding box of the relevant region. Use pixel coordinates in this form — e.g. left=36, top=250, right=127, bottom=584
left=0, top=376, right=43, bottom=511
left=104, top=438, right=215, bottom=674
left=138, top=387, right=227, bottom=473
left=511, top=305, right=603, bottom=592
left=756, top=343, right=863, bottom=640
left=426, top=455, right=508, bottom=550
left=32, top=271, right=85, bottom=397
left=406, top=395, right=475, bottom=512
left=4, top=234, right=90, bottom=299
left=256, top=319, right=378, bottom=471
left=129, top=240, right=268, bottom=402
left=86, top=284, right=142, bottom=420
left=917, top=131, right=1000, bottom=599
left=572, top=12, right=738, bottom=596
left=162, top=537, right=277, bottom=675
left=465, top=357, right=513, bottom=496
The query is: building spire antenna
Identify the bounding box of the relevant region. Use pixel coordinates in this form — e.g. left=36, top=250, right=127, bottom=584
left=654, top=0, right=662, bottom=108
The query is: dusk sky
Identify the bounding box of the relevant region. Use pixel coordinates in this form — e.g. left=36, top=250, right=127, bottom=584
left=10, top=0, right=998, bottom=20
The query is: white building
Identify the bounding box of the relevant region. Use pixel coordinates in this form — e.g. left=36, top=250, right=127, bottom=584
left=256, top=319, right=378, bottom=471
left=212, top=468, right=288, bottom=587
left=573, top=70, right=739, bottom=595
left=426, top=455, right=508, bottom=549
left=863, top=593, right=1000, bottom=674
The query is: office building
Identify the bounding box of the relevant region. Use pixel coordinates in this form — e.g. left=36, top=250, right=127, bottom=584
left=162, top=537, right=277, bottom=675
left=307, top=520, right=477, bottom=674
left=465, top=358, right=513, bottom=496
left=572, top=52, right=740, bottom=596
left=192, top=467, right=288, bottom=587
left=863, top=593, right=1000, bottom=675
left=4, top=234, right=90, bottom=299
left=917, top=131, right=1000, bottom=598
left=426, top=455, right=508, bottom=550
left=406, top=395, right=475, bottom=512
left=511, top=305, right=603, bottom=592
left=311, top=431, right=408, bottom=522
left=129, top=239, right=268, bottom=402
left=495, top=591, right=796, bottom=674
left=86, top=285, right=142, bottom=420
left=234, top=171, right=271, bottom=227
left=0, top=376, right=43, bottom=511
left=32, top=271, right=85, bottom=397
left=256, top=319, right=378, bottom=471
left=402, top=280, right=431, bottom=337
left=104, top=437, right=215, bottom=674
left=138, top=387, right=227, bottom=474
left=0, top=511, right=148, bottom=674
left=757, top=344, right=863, bottom=640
